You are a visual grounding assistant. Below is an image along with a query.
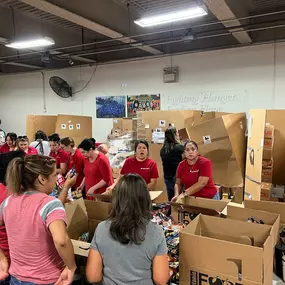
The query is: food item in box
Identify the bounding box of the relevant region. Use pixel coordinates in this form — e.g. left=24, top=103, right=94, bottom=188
left=262, top=159, right=273, bottom=167
left=262, top=167, right=273, bottom=183
left=264, top=138, right=274, bottom=149
left=264, top=124, right=274, bottom=139
left=261, top=182, right=272, bottom=201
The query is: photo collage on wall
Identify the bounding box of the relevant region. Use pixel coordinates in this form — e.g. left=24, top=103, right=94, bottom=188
left=95, top=94, right=160, bottom=118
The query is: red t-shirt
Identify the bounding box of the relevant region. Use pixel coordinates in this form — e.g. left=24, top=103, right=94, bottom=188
left=50, top=149, right=69, bottom=169
left=0, top=184, right=9, bottom=260
left=121, top=157, right=159, bottom=185
left=26, top=147, right=38, bottom=155
left=67, top=149, right=84, bottom=190
left=176, top=156, right=217, bottom=199
left=84, top=152, right=113, bottom=195
left=0, top=144, right=9, bottom=154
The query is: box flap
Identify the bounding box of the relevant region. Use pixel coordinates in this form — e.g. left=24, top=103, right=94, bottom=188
left=150, top=191, right=163, bottom=201
left=71, top=240, right=90, bottom=257
left=85, top=200, right=111, bottom=221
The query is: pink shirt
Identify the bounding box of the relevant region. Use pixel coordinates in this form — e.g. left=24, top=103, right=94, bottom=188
left=0, top=192, right=66, bottom=284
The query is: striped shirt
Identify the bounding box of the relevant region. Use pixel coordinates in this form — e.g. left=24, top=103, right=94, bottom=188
left=0, top=192, right=66, bottom=284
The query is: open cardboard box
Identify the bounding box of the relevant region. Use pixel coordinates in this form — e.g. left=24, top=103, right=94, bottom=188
left=179, top=215, right=273, bottom=285
left=66, top=192, right=163, bottom=257
left=226, top=205, right=280, bottom=246
left=171, top=196, right=228, bottom=224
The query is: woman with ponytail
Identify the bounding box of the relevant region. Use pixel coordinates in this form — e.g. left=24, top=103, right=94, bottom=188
left=0, top=155, right=77, bottom=285
left=78, top=138, right=113, bottom=199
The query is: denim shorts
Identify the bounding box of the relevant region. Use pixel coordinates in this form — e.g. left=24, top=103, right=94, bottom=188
left=10, top=276, right=53, bottom=285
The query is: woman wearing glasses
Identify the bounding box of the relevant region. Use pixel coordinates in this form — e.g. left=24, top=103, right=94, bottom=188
left=17, top=136, right=38, bottom=155
left=171, top=140, right=219, bottom=202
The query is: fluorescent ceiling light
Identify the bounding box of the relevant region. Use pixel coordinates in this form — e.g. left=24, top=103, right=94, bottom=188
left=135, top=6, right=207, bottom=27
left=5, top=37, right=55, bottom=49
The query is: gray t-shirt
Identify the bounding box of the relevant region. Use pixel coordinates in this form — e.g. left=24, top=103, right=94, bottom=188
left=91, top=220, right=168, bottom=285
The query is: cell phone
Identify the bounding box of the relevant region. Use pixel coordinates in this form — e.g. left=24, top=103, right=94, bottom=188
left=69, top=167, right=76, bottom=178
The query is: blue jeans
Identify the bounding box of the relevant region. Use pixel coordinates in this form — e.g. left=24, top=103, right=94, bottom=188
left=164, top=176, right=176, bottom=201
left=10, top=276, right=53, bottom=285
left=212, top=191, right=220, bottom=200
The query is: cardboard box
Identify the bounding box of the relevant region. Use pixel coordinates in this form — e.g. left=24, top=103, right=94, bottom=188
left=261, top=167, right=273, bottom=183
left=271, top=185, right=285, bottom=199
left=171, top=196, right=228, bottom=224
left=187, top=113, right=246, bottom=187
left=113, top=118, right=133, bottom=132
left=226, top=205, right=280, bottom=246
left=112, top=168, right=121, bottom=179
left=184, top=111, right=228, bottom=128
left=245, top=110, right=285, bottom=200
left=179, top=215, right=273, bottom=285
left=245, top=200, right=285, bottom=228
left=263, top=148, right=273, bottom=160
left=263, top=138, right=274, bottom=149
left=135, top=110, right=194, bottom=142
left=264, top=124, right=274, bottom=139
left=262, top=159, right=273, bottom=167
left=260, top=182, right=272, bottom=201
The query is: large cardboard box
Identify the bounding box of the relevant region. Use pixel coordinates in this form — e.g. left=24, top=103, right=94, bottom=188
left=226, top=205, right=280, bottom=246
left=184, top=111, right=228, bottom=128
left=113, top=118, right=133, bottom=132
left=245, top=199, right=285, bottom=228
left=187, top=113, right=246, bottom=187
left=171, top=196, right=228, bottom=224
left=179, top=215, right=273, bottom=285
left=26, top=114, right=92, bottom=146
left=26, top=115, right=57, bottom=141
left=135, top=110, right=194, bottom=142
left=245, top=110, right=285, bottom=200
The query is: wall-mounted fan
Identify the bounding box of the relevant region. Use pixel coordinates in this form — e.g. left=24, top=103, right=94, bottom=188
left=49, top=76, right=72, bottom=98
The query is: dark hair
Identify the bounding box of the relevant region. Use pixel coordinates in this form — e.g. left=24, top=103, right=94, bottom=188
left=6, top=155, right=56, bottom=194
left=78, top=138, right=96, bottom=151
left=48, top=133, right=60, bottom=143
left=5, top=132, right=17, bottom=143
left=0, top=150, right=25, bottom=184
left=60, top=137, right=75, bottom=148
left=163, top=127, right=179, bottom=154
left=184, top=140, right=199, bottom=150
left=109, top=174, right=152, bottom=245
left=134, top=139, right=149, bottom=152
left=35, top=130, right=47, bottom=141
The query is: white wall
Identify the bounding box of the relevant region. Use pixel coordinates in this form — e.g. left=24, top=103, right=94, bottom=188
left=0, top=42, right=282, bottom=142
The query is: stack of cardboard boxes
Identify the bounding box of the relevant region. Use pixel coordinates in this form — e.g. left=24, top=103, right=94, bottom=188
left=261, top=125, right=275, bottom=200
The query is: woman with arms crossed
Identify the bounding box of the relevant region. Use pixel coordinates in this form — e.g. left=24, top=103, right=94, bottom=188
left=172, top=141, right=219, bottom=201
left=108, top=139, right=159, bottom=192
left=0, top=155, right=76, bottom=285
left=86, top=174, right=169, bottom=285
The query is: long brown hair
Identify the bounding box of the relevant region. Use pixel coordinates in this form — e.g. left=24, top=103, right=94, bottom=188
left=109, top=174, right=152, bottom=245
left=60, top=137, right=75, bottom=147
left=6, top=155, right=56, bottom=194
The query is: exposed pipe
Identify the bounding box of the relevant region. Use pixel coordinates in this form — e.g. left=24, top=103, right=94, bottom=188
left=1, top=9, right=285, bottom=61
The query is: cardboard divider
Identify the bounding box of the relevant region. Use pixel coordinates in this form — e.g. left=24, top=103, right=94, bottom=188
left=226, top=205, right=280, bottom=246
left=179, top=214, right=273, bottom=285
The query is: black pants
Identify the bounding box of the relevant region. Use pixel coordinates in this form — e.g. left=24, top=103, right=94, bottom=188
left=164, top=176, right=176, bottom=201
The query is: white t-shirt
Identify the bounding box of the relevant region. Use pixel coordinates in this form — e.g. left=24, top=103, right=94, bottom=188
left=30, top=140, right=50, bottom=156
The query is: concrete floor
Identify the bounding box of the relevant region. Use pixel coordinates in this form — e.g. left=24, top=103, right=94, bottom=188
left=273, top=273, right=285, bottom=284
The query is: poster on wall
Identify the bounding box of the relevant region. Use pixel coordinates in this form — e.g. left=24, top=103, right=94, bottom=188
left=127, top=94, right=160, bottom=118
left=96, top=96, right=126, bottom=118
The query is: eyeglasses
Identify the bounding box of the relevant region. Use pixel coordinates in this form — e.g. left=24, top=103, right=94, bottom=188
left=18, top=136, right=28, bottom=139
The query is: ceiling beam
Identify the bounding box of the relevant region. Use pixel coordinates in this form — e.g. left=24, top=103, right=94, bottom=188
left=204, top=0, right=252, bottom=44
left=0, top=61, right=42, bottom=69
left=20, top=0, right=163, bottom=55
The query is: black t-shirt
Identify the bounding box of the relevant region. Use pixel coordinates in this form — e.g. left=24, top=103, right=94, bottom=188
left=160, top=143, right=184, bottom=178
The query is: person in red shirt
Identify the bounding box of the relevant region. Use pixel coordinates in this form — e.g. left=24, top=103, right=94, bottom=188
left=108, top=139, right=159, bottom=192
left=16, top=136, right=38, bottom=155
left=78, top=138, right=113, bottom=199
left=60, top=137, right=84, bottom=197
left=0, top=133, right=17, bottom=154
left=49, top=133, right=68, bottom=175
left=172, top=140, right=219, bottom=201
